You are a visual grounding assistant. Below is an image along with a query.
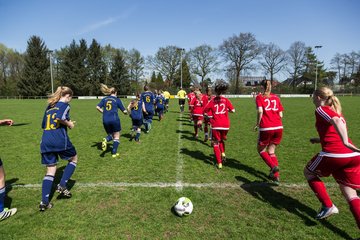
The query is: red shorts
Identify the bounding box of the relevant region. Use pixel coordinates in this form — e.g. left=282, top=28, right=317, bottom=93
left=192, top=115, right=204, bottom=122
left=212, top=129, right=228, bottom=142
left=306, top=153, right=360, bottom=189
left=258, top=129, right=283, bottom=146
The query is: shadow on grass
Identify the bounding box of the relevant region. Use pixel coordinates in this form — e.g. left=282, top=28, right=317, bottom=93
left=235, top=175, right=353, bottom=240
left=180, top=148, right=214, bottom=167
left=4, top=178, right=19, bottom=209
left=0, top=122, right=31, bottom=127
left=225, top=157, right=269, bottom=181
left=52, top=166, right=76, bottom=201
left=90, top=141, right=113, bottom=157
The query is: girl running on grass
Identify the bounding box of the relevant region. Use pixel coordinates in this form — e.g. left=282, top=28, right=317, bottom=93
left=39, top=86, right=77, bottom=211
left=204, top=80, right=235, bottom=169
left=96, top=84, right=127, bottom=158
left=304, top=87, right=360, bottom=229
left=127, top=94, right=145, bottom=143
left=254, top=79, right=284, bottom=185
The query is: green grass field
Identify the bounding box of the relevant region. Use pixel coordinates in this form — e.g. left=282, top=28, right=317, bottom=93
left=0, top=96, right=359, bottom=239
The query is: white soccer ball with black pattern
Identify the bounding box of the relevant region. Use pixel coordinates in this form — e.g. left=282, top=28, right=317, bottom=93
left=174, top=197, right=193, bottom=216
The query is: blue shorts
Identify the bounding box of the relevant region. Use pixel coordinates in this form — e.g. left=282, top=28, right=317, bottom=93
left=144, top=110, right=154, bottom=121
left=132, top=119, right=143, bottom=129
left=103, top=120, right=121, bottom=134
left=41, top=147, right=77, bottom=166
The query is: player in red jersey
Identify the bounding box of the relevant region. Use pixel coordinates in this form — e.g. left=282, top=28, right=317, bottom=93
left=204, top=80, right=235, bottom=169
left=254, top=80, right=284, bottom=184
left=202, top=87, right=213, bottom=142
left=304, top=87, right=360, bottom=228
left=187, top=85, right=196, bottom=122
left=190, top=90, right=204, bottom=138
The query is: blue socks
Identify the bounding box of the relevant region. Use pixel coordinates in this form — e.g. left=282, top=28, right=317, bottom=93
left=42, top=175, right=54, bottom=204
left=135, top=130, right=141, bottom=142
left=59, top=162, right=77, bottom=187
left=105, top=135, right=113, bottom=142
left=112, top=139, right=119, bottom=154
left=0, top=187, right=5, bottom=212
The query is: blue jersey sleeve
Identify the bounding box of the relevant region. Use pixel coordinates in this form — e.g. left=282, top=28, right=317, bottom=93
left=97, top=98, right=105, bottom=108
left=117, top=98, right=126, bottom=112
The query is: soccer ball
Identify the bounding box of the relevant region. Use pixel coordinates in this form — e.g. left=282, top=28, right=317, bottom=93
left=173, top=197, right=193, bottom=217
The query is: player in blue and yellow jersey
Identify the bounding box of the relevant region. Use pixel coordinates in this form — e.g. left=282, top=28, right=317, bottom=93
left=127, top=94, right=145, bottom=143
left=141, top=85, right=155, bottom=133
left=96, top=84, right=128, bottom=158
left=0, top=118, right=17, bottom=220
left=39, top=86, right=77, bottom=211
left=155, top=91, right=166, bottom=121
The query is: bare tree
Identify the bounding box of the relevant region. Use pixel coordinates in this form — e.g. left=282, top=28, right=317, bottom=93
left=330, top=53, right=342, bottom=83
left=146, top=46, right=180, bottom=86
left=259, top=43, right=287, bottom=83
left=127, top=48, right=144, bottom=83
left=188, top=44, right=219, bottom=89
left=219, top=32, right=262, bottom=93
left=286, top=41, right=307, bottom=88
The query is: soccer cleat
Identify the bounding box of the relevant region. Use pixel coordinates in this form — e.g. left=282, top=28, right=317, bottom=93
left=221, top=153, right=226, bottom=162
left=268, top=166, right=280, bottom=180
left=39, top=202, right=53, bottom=212
left=316, top=204, right=339, bottom=219
left=101, top=138, right=107, bottom=151
left=217, top=163, right=223, bottom=169
left=112, top=153, right=120, bottom=158
left=56, top=184, right=72, bottom=198
left=270, top=177, right=280, bottom=186
left=0, top=208, right=17, bottom=221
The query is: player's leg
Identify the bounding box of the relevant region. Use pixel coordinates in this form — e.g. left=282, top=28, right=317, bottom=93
left=339, top=184, right=360, bottom=229
left=268, top=144, right=280, bottom=181
left=40, top=154, right=57, bottom=211
left=212, top=130, right=222, bottom=169
left=135, top=127, right=141, bottom=143
left=304, top=163, right=337, bottom=219
left=0, top=160, right=17, bottom=220
left=112, top=131, right=120, bottom=157
left=57, top=148, right=78, bottom=198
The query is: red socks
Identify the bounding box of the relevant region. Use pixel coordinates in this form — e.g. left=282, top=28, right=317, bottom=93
left=260, top=152, right=275, bottom=169
left=349, top=197, right=360, bottom=229
left=213, top=143, right=222, bottom=164
left=308, top=177, right=332, bottom=208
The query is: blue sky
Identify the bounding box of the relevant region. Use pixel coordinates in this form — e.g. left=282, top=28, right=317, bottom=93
left=1, top=0, right=359, bottom=80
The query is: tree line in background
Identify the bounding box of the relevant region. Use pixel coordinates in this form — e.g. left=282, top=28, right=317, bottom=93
left=0, top=33, right=360, bottom=96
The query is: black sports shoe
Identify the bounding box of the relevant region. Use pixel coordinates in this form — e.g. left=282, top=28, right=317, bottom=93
left=56, top=184, right=72, bottom=198
left=39, top=202, right=53, bottom=212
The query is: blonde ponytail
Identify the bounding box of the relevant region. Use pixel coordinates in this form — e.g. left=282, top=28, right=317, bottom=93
left=314, top=87, right=342, bottom=114
left=100, top=84, right=116, bottom=96
left=48, top=86, right=73, bottom=107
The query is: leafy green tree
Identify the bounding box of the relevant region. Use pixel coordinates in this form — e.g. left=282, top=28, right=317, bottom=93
left=173, top=59, right=192, bottom=88
left=88, top=39, right=107, bottom=95
left=0, top=44, right=24, bottom=95
left=110, top=50, right=130, bottom=95
left=58, top=39, right=89, bottom=95
left=150, top=71, right=157, bottom=83
left=156, top=72, right=163, bottom=83
left=18, top=35, right=50, bottom=96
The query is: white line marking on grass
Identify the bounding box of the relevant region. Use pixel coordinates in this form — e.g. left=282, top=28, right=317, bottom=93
left=10, top=181, right=338, bottom=189
left=175, top=113, right=184, bottom=192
